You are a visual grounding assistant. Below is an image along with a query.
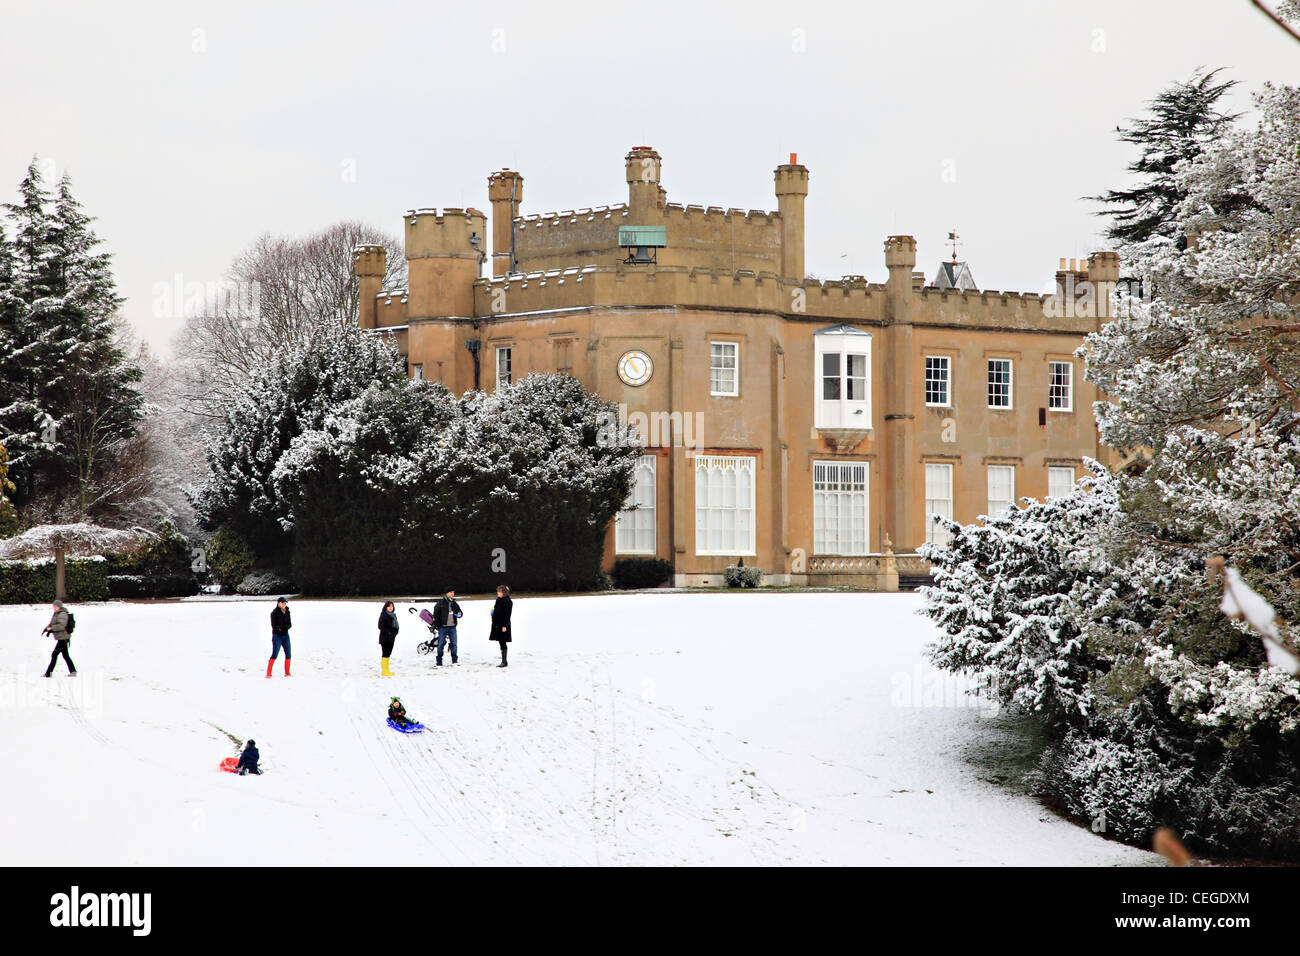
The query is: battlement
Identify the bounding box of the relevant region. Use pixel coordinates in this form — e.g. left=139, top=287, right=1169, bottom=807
left=352, top=243, right=387, bottom=277
left=660, top=202, right=780, bottom=226
left=475, top=264, right=892, bottom=323
left=467, top=260, right=1098, bottom=334
left=915, top=283, right=1096, bottom=332
left=517, top=204, right=629, bottom=227
left=404, top=207, right=487, bottom=260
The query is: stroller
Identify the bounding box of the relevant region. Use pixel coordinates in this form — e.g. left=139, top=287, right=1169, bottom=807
left=409, top=606, right=439, bottom=656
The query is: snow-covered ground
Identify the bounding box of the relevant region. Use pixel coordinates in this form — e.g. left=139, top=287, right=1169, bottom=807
left=1, top=593, right=1158, bottom=866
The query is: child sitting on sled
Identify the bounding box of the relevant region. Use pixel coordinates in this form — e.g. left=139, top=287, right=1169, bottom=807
left=388, top=697, right=415, bottom=728
left=237, top=739, right=262, bottom=775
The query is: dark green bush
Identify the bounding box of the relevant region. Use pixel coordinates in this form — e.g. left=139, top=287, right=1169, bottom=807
left=103, top=521, right=199, bottom=597
left=611, top=557, right=672, bottom=590
left=0, top=559, right=109, bottom=603
left=206, top=528, right=254, bottom=593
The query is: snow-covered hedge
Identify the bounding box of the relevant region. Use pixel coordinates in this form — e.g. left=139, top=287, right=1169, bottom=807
left=0, top=558, right=109, bottom=603
left=235, top=570, right=294, bottom=596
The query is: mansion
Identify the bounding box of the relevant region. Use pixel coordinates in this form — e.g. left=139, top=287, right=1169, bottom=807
left=352, top=147, right=1117, bottom=587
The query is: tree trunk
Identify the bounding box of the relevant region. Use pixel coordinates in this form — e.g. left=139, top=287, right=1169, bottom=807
left=55, top=547, right=67, bottom=602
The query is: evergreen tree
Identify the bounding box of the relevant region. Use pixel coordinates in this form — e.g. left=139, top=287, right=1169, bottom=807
left=270, top=373, right=641, bottom=594
left=194, top=318, right=407, bottom=555
left=925, top=81, right=1300, bottom=859
left=1090, top=69, right=1240, bottom=248
left=47, top=175, right=144, bottom=514
left=0, top=440, right=17, bottom=537
left=0, top=159, right=65, bottom=507
left=0, top=160, right=145, bottom=516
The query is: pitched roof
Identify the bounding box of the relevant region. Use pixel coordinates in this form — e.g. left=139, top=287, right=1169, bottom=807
left=932, top=261, right=978, bottom=291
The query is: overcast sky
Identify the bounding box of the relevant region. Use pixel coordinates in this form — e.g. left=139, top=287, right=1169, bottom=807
left=3, top=0, right=1298, bottom=356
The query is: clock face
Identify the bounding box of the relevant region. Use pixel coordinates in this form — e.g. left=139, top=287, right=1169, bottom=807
left=617, top=349, right=654, bottom=387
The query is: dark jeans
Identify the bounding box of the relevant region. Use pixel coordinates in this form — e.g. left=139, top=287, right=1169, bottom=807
left=270, top=632, right=291, bottom=659
left=45, top=639, right=75, bottom=675
left=436, top=626, right=457, bottom=663
left=380, top=636, right=395, bottom=657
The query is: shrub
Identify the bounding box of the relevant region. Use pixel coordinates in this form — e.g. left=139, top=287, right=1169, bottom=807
left=610, top=557, right=672, bottom=590
left=724, top=564, right=763, bottom=588
left=206, top=528, right=254, bottom=593
left=235, top=570, right=295, bottom=596
left=103, top=521, right=199, bottom=597
left=0, top=558, right=109, bottom=603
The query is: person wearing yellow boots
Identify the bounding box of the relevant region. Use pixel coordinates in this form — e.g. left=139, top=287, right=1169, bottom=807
left=377, top=601, right=399, bottom=676
left=267, top=597, right=292, bottom=678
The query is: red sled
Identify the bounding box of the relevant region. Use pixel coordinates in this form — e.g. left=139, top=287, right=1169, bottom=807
left=219, top=757, right=240, bottom=773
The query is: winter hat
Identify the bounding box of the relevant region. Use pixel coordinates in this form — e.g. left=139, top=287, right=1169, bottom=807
left=52, top=599, right=64, bottom=608
left=246, top=739, right=255, bottom=747
left=391, top=696, right=401, bottom=702
left=276, top=597, right=288, bottom=604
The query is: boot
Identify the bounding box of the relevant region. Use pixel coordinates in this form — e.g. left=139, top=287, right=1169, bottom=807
left=266, top=658, right=274, bottom=678
left=284, top=658, right=291, bottom=677
left=381, top=657, right=392, bottom=676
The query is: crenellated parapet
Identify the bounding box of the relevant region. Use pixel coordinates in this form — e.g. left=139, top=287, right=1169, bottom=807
left=404, top=207, right=488, bottom=260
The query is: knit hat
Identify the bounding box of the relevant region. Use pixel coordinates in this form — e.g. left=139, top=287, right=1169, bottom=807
left=52, top=599, right=64, bottom=608
left=246, top=739, right=255, bottom=747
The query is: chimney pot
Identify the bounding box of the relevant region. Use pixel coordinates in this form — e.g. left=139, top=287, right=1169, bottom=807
left=790, top=152, right=798, bottom=165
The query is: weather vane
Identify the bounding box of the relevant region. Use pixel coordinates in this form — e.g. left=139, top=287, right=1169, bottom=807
left=948, top=229, right=961, bottom=264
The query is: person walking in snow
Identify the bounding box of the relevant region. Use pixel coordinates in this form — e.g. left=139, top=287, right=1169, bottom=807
left=42, top=599, right=76, bottom=678
left=432, top=588, right=462, bottom=666
left=267, top=596, right=292, bottom=678
left=236, top=739, right=261, bottom=775
left=378, top=601, right=399, bottom=676
left=489, top=584, right=512, bottom=668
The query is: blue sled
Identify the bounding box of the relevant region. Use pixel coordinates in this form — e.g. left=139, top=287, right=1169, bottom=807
left=387, top=717, right=425, bottom=734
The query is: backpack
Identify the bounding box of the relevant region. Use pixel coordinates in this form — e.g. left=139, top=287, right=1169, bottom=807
left=65, top=612, right=76, bottom=635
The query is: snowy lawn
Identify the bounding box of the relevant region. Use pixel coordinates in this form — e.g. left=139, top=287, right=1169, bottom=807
left=0, top=592, right=1158, bottom=866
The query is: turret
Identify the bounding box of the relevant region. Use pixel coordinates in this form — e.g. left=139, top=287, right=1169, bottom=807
left=1087, top=250, right=1120, bottom=319
left=488, top=169, right=523, bottom=277
left=353, top=244, right=387, bottom=329
left=883, top=235, right=917, bottom=324
left=403, top=208, right=487, bottom=318
left=625, top=146, right=663, bottom=223
left=774, top=154, right=809, bottom=280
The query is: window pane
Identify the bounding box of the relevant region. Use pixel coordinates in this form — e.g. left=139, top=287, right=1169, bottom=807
left=1048, top=466, right=1074, bottom=498
left=987, top=359, right=1011, bottom=408
left=925, top=355, right=949, bottom=406
left=1049, top=361, right=1072, bottom=410
left=822, top=352, right=841, bottom=400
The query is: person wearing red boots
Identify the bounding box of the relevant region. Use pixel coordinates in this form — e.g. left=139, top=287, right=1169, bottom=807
left=267, top=597, right=292, bottom=677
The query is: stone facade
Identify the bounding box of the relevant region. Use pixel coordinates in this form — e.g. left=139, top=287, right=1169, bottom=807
left=354, top=147, right=1117, bottom=588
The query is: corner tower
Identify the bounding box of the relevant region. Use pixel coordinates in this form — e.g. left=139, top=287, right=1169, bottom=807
left=404, top=208, right=487, bottom=318
left=352, top=244, right=387, bottom=329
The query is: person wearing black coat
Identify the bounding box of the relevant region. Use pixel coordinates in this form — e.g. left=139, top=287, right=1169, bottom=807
left=378, top=601, right=399, bottom=677
left=236, top=740, right=261, bottom=775
left=490, top=585, right=513, bottom=668
left=267, top=597, right=292, bottom=678
left=388, top=697, right=414, bottom=728
left=432, top=590, right=463, bottom=666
